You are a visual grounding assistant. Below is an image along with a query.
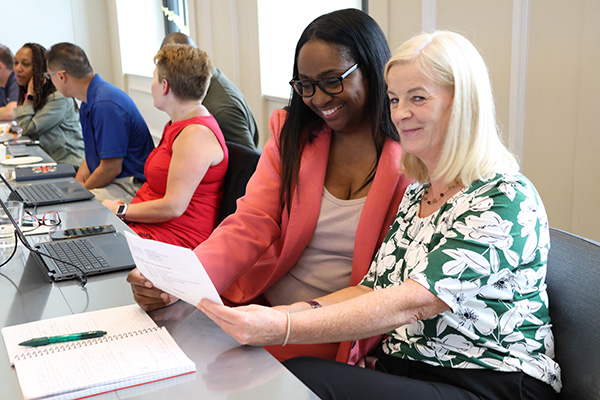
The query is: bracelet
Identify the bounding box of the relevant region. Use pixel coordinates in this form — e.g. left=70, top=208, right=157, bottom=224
left=282, top=312, right=291, bottom=347
left=306, top=300, right=322, bottom=309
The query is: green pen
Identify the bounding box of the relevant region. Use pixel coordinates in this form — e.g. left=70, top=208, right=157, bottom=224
left=18, top=330, right=107, bottom=347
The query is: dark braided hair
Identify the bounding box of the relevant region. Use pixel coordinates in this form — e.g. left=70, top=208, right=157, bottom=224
left=279, top=9, right=397, bottom=211
left=17, top=43, right=56, bottom=111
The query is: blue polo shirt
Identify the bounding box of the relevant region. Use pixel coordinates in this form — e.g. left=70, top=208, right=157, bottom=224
left=79, top=74, right=154, bottom=181
left=0, top=71, right=18, bottom=107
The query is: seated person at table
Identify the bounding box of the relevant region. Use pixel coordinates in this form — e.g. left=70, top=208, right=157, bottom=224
left=14, top=43, right=84, bottom=165
left=103, top=44, right=228, bottom=249
left=160, top=32, right=260, bottom=151
left=46, top=42, right=155, bottom=202
left=197, top=31, right=562, bottom=400
left=127, top=9, right=411, bottom=363
left=0, top=44, right=18, bottom=121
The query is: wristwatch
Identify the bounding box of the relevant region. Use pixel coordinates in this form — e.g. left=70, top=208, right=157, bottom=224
left=24, top=93, right=34, bottom=102
left=116, top=203, right=128, bottom=221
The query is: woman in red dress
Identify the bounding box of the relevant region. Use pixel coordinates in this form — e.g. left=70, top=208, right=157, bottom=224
left=103, top=44, right=228, bottom=249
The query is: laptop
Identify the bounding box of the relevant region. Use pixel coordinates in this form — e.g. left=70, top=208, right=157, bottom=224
left=0, top=172, right=94, bottom=206
left=0, top=197, right=136, bottom=282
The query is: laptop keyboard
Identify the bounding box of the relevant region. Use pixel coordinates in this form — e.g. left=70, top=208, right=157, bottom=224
left=18, top=183, right=64, bottom=202
left=40, top=239, right=110, bottom=275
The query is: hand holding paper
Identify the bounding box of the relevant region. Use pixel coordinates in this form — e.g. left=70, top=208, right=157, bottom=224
left=124, top=232, right=223, bottom=306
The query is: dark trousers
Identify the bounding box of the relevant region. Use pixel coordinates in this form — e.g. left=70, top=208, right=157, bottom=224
left=283, top=347, right=556, bottom=400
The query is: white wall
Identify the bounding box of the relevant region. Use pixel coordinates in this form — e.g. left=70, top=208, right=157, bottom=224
left=127, top=74, right=167, bottom=144
left=523, top=0, right=600, bottom=241
left=370, top=0, right=600, bottom=241
left=0, top=0, right=115, bottom=85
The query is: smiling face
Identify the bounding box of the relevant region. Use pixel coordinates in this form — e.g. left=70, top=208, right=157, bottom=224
left=387, top=62, right=454, bottom=171
left=14, top=47, right=34, bottom=87
left=296, top=40, right=369, bottom=134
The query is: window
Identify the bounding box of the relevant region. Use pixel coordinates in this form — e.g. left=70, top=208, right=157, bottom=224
left=161, top=0, right=190, bottom=35
left=115, top=0, right=170, bottom=77
left=257, top=0, right=363, bottom=99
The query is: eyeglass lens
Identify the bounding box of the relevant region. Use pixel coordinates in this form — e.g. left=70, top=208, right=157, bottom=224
left=292, top=78, right=344, bottom=97
left=23, top=211, right=61, bottom=228
left=291, top=63, right=358, bottom=98
left=43, top=212, right=61, bottom=225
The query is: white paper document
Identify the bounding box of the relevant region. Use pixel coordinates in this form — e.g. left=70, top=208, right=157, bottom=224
left=124, top=231, right=223, bottom=306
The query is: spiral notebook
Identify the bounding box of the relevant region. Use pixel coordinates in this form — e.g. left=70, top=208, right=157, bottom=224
left=1, top=304, right=196, bottom=400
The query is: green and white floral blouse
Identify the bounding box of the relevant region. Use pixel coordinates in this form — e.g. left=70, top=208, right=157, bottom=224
left=361, top=172, right=562, bottom=392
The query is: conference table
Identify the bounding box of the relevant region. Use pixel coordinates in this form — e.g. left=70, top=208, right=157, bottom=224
left=0, top=144, right=318, bottom=399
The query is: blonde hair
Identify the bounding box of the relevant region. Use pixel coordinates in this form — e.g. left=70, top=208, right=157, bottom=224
left=154, top=44, right=212, bottom=101
left=385, top=31, right=518, bottom=185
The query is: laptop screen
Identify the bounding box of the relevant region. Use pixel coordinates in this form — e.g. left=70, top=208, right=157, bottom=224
left=0, top=173, right=23, bottom=203
left=0, top=177, right=88, bottom=285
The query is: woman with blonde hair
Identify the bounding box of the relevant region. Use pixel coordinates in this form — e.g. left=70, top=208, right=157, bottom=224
left=198, top=31, right=561, bottom=399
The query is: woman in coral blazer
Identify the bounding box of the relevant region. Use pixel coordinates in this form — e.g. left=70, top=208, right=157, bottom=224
left=200, top=108, right=408, bottom=363
left=128, top=9, right=411, bottom=363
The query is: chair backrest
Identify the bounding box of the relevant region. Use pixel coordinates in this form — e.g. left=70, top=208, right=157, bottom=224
left=217, top=141, right=261, bottom=224
left=547, top=227, right=600, bottom=400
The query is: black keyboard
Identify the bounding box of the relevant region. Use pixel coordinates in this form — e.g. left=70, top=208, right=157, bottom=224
left=40, top=238, right=110, bottom=274
left=18, top=183, right=63, bottom=202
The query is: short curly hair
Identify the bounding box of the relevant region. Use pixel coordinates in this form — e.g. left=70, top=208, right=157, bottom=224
left=154, top=44, right=212, bottom=101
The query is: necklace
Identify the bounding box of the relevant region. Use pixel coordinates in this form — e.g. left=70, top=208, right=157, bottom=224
left=423, top=181, right=460, bottom=205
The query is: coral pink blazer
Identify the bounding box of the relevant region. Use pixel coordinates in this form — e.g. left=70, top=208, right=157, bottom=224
left=194, top=109, right=411, bottom=363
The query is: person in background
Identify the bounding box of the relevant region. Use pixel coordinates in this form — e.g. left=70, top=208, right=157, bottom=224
left=198, top=30, right=561, bottom=400
left=128, top=9, right=411, bottom=363
left=102, top=44, right=228, bottom=249
left=14, top=43, right=84, bottom=165
left=0, top=44, right=18, bottom=121
left=46, top=42, right=155, bottom=202
left=161, top=32, right=260, bottom=151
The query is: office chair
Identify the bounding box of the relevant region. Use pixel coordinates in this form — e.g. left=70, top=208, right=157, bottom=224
left=546, top=227, right=600, bottom=399
left=217, top=141, right=261, bottom=224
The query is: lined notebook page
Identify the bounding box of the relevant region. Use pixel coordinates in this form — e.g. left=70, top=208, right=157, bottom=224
left=14, top=327, right=195, bottom=400
left=2, top=304, right=156, bottom=365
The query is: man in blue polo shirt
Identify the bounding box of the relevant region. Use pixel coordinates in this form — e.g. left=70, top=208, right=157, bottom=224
left=0, top=44, right=18, bottom=121
left=46, top=42, right=154, bottom=202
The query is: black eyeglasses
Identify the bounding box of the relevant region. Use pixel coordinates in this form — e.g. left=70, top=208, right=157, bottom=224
left=290, top=63, right=359, bottom=98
